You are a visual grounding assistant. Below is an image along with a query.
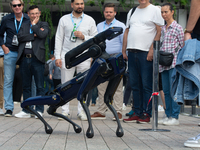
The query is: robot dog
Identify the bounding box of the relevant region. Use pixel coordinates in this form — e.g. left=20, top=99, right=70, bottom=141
left=21, top=27, right=126, bottom=138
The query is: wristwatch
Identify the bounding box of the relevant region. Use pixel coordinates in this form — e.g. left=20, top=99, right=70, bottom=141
left=184, top=28, right=192, bottom=34
left=32, top=23, right=36, bottom=26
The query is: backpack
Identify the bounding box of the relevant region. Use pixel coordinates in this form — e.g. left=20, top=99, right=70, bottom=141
left=44, top=61, right=51, bottom=76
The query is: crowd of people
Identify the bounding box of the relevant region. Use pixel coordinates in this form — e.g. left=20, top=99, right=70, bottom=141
left=0, top=0, right=199, bottom=148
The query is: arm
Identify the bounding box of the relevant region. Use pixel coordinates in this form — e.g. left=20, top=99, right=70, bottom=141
left=31, top=22, right=49, bottom=39
left=147, top=24, right=161, bottom=61
left=49, top=61, right=54, bottom=80
left=184, top=0, right=200, bottom=40
left=122, top=28, right=129, bottom=61
left=0, top=17, right=9, bottom=54
left=17, top=24, right=34, bottom=43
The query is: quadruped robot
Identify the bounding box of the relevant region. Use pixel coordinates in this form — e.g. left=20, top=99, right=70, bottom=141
left=21, top=27, right=126, bottom=138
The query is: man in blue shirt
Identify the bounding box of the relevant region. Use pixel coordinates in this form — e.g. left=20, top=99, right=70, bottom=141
left=0, top=0, right=29, bottom=117
left=91, top=3, right=126, bottom=120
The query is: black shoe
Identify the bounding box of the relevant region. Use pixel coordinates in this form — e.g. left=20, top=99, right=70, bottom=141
left=4, top=110, right=13, bottom=117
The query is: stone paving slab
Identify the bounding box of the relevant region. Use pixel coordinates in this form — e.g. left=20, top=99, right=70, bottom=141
left=0, top=100, right=200, bottom=150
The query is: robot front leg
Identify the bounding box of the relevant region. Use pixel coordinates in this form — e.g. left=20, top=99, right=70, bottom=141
left=104, top=75, right=124, bottom=137
left=79, top=94, right=94, bottom=138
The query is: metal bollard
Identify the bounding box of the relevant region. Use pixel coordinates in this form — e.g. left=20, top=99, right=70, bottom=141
left=139, top=41, right=170, bottom=132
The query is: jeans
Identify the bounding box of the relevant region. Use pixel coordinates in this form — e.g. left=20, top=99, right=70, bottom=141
left=162, top=68, right=180, bottom=119
left=86, top=87, right=98, bottom=106
left=20, top=56, right=45, bottom=113
left=44, top=75, right=54, bottom=93
left=4, top=51, right=18, bottom=111
left=128, top=50, right=153, bottom=117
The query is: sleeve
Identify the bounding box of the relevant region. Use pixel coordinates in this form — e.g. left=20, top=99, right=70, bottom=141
left=54, top=18, right=65, bottom=60
left=153, top=6, right=164, bottom=26
left=0, top=17, right=6, bottom=46
left=83, top=18, right=98, bottom=41
left=49, top=60, right=54, bottom=75
left=31, top=22, right=49, bottom=39
left=177, top=25, right=184, bottom=48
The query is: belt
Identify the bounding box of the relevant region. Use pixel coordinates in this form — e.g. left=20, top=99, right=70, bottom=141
left=24, top=54, right=33, bottom=58
left=127, top=49, right=141, bottom=53
left=0, top=55, right=4, bottom=58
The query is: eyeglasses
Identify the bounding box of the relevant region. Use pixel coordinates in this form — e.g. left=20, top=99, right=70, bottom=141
left=29, top=12, right=40, bottom=16
left=12, top=4, right=22, bottom=8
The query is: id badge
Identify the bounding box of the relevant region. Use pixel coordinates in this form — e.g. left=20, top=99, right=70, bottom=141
left=12, top=35, right=19, bottom=46
left=70, top=31, right=77, bottom=42
left=25, top=41, right=32, bottom=49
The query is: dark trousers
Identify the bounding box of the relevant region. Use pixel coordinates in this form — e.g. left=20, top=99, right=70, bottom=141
left=13, top=67, right=22, bottom=102
left=20, top=56, right=45, bottom=113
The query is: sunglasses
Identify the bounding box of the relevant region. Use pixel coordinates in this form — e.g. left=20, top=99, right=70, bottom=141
left=12, top=4, right=22, bottom=8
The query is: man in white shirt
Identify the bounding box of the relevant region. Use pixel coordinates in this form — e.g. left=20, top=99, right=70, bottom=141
left=54, top=0, right=98, bottom=121
left=122, top=0, right=164, bottom=123
left=90, top=3, right=126, bottom=120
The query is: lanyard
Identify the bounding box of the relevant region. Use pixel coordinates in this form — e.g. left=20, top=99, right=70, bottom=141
left=103, top=18, right=116, bottom=31
left=70, top=13, right=84, bottom=30
left=14, top=13, right=24, bottom=34
left=30, top=24, right=33, bottom=34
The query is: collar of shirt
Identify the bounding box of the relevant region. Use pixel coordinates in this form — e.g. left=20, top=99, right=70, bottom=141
left=163, top=20, right=177, bottom=32
left=71, top=12, right=84, bottom=19
left=104, top=18, right=116, bottom=27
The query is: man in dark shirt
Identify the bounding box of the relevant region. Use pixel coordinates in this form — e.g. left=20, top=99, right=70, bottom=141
left=14, top=5, right=49, bottom=118
left=0, top=0, right=29, bottom=117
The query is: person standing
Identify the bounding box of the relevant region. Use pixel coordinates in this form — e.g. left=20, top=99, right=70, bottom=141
left=14, top=5, right=49, bottom=118
left=184, top=0, right=200, bottom=148
left=122, top=0, right=164, bottom=123
left=0, top=0, right=29, bottom=117
left=54, top=0, right=98, bottom=121
left=158, top=3, right=184, bottom=126
left=90, top=3, right=125, bottom=120
left=49, top=59, right=61, bottom=88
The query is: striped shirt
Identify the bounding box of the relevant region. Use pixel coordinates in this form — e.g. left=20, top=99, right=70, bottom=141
left=159, top=20, right=184, bottom=73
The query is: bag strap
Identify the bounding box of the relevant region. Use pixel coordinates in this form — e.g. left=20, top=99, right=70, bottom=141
left=128, top=6, right=137, bottom=28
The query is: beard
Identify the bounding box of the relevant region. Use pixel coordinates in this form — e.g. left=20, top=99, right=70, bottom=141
left=74, top=8, right=83, bottom=14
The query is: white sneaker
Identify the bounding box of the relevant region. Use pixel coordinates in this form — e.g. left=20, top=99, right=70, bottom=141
left=15, top=111, right=31, bottom=118
left=77, top=110, right=87, bottom=121
left=184, top=134, right=200, bottom=147
left=35, top=111, right=43, bottom=119
left=0, top=108, right=4, bottom=115
left=122, top=103, right=126, bottom=110
left=158, top=117, right=168, bottom=124
left=58, top=112, right=69, bottom=120
left=158, top=105, right=164, bottom=112
left=163, top=118, right=179, bottom=126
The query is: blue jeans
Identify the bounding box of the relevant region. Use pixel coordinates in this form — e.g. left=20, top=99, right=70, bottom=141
left=20, top=56, right=45, bottom=113
left=128, top=50, right=153, bottom=117
left=4, top=51, right=18, bottom=111
left=161, top=68, right=180, bottom=119
left=86, top=87, right=98, bottom=106
left=44, top=75, right=54, bottom=93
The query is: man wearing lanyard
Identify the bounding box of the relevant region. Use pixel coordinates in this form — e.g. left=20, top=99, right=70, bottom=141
left=54, top=0, right=98, bottom=121
left=90, top=3, right=126, bottom=120
left=0, top=0, right=29, bottom=117
left=14, top=5, right=49, bottom=118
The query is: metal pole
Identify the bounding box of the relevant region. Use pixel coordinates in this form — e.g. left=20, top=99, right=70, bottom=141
left=139, top=41, right=170, bottom=132
left=152, top=41, right=160, bottom=131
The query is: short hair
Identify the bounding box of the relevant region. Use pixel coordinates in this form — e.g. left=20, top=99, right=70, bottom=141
left=162, top=3, right=174, bottom=12
left=9, top=0, right=24, bottom=11
left=103, top=3, right=116, bottom=12
left=49, top=54, right=55, bottom=59
left=28, top=5, right=40, bottom=12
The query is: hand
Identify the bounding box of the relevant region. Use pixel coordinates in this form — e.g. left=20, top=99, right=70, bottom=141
left=49, top=74, right=52, bottom=80
left=55, top=59, right=62, bottom=68
left=32, top=16, right=39, bottom=25
left=122, top=52, right=128, bottom=61
left=74, top=31, right=84, bottom=40
left=40, top=28, right=44, bottom=31
left=2, top=45, right=9, bottom=54
left=147, top=48, right=153, bottom=61
left=184, top=32, right=192, bottom=41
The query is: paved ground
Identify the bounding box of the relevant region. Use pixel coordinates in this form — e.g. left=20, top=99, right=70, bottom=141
left=1, top=100, right=200, bottom=150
